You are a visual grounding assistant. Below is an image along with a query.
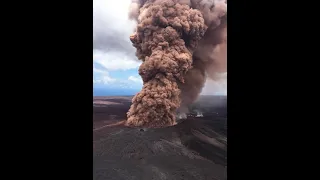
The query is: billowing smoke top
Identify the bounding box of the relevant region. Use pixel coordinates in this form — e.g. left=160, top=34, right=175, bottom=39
left=126, top=0, right=227, bottom=128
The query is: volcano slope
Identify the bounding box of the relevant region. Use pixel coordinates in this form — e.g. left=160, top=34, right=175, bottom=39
left=93, top=95, right=227, bottom=180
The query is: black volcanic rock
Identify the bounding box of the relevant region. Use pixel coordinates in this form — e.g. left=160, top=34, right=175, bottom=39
left=93, top=96, right=227, bottom=180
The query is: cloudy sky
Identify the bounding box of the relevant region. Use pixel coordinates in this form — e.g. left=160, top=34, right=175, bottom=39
left=93, top=0, right=141, bottom=91
left=93, top=0, right=227, bottom=95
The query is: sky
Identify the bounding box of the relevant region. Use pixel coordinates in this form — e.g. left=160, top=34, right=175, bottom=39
left=93, top=0, right=227, bottom=96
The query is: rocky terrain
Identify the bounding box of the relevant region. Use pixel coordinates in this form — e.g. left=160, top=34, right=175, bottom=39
left=93, top=95, right=227, bottom=180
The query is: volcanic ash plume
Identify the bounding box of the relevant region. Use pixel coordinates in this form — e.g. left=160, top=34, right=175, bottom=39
left=180, top=0, right=227, bottom=109
left=126, top=0, right=207, bottom=127
left=126, top=0, right=227, bottom=128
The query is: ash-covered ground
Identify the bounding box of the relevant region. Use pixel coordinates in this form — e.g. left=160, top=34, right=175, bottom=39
left=93, top=95, right=227, bottom=180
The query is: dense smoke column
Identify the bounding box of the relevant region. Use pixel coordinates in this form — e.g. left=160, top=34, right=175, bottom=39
left=126, top=0, right=207, bottom=127
left=178, top=57, right=206, bottom=107
left=179, top=0, right=227, bottom=109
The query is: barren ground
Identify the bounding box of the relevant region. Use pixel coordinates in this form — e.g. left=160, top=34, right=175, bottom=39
left=93, top=95, right=227, bottom=180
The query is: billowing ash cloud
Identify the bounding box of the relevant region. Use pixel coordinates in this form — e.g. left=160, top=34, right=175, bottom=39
left=179, top=0, right=227, bottom=107
left=124, top=0, right=227, bottom=128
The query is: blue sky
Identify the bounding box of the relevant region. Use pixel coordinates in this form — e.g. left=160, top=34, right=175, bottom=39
left=93, top=0, right=227, bottom=96
left=93, top=59, right=142, bottom=91
left=93, top=0, right=143, bottom=94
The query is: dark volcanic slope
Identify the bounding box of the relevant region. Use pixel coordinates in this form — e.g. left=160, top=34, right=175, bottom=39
left=93, top=96, right=227, bottom=180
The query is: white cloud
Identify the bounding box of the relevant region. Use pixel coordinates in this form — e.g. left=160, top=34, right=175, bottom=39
left=93, top=0, right=140, bottom=71
left=128, top=75, right=142, bottom=83
left=93, top=66, right=143, bottom=90
left=93, top=66, right=116, bottom=84
left=93, top=49, right=141, bottom=71
left=93, top=66, right=107, bottom=74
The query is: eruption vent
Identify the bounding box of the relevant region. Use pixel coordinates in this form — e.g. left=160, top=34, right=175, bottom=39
left=126, top=0, right=227, bottom=128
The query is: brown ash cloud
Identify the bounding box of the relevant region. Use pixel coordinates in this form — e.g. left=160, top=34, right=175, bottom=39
left=126, top=0, right=227, bottom=127
left=180, top=0, right=227, bottom=110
